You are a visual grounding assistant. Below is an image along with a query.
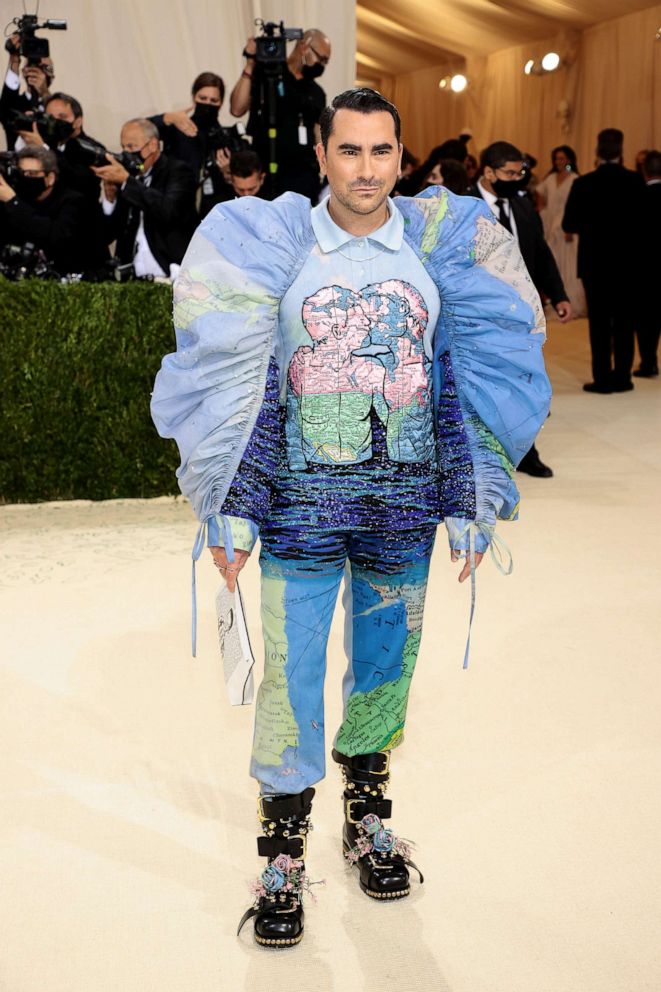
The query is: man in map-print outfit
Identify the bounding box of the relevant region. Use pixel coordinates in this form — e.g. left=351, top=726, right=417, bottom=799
left=151, top=89, right=551, bottom=948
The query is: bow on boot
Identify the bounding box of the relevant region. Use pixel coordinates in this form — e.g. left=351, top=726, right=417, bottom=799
left=332, top=749, right=423, bottom=900
left=237, top=787, right=317, bottom=947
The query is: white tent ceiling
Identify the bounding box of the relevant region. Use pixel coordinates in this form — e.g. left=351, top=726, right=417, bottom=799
left=357, top=0, right=660, bottom=72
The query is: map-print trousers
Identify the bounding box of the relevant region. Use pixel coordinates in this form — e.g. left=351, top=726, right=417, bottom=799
left=250, top=525, right=436, bottom=793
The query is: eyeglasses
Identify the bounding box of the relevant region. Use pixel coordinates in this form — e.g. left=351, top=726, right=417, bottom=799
left=496, top=166, right=528, bottom=180
left=19, top=169, right=46, bottom=177
left=309, top=44, right=330, bottom=65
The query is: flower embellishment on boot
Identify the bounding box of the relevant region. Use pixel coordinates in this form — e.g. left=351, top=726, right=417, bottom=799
left=250, top=854, right=324, bottom=908
left=344, top=814, right=412, bottom=865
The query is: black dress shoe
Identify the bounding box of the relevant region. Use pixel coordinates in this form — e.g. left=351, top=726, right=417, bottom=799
left=633, top=366, right=659, bottom=378
left=517, top=451, right=553, bottom=478
left=611, top=380, right=634, bottom=392
left=583, top=382, right=612, bottom=394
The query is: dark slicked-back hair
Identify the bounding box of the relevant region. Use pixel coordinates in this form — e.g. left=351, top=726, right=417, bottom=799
left=480, top=141, right=524, bottom=173
left=46, top=91, right=83, bottom=119
left=230, top=149, right=263, bottom=177
left=319, top=88, right=401, bottom=150
left=596, top=128, right=623, bottom=161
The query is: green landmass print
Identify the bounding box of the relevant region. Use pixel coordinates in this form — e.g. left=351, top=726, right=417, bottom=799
left=334, top=630, right=421, bottom=754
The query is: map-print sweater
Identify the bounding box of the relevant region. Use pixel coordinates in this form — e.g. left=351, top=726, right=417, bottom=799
left=151, top=187, right=551, bottom=555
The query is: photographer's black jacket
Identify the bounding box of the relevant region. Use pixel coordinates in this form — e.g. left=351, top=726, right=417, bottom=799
left=0, top=182, right=107, bottom=276
left=57, top=130, right=105, bottom=203
left=247, top=67, right=325, bottom=199
left=103, top=152, right=197, bottom=273
left=148, top=114, right=234, bottom=215
left=468, top=183, right=567, bottom=306
left=0, top=81, right=46, bottom=150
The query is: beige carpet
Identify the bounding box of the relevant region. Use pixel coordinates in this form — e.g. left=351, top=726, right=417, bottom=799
left=2, top=319, right=660, bottom=992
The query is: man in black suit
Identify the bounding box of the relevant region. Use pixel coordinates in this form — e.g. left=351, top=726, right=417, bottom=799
left=562, top=128, right=645, bottom=393
left=17, top=92, right=105, bottom=205
left=633, top=149, right=661, bottom=377
left=93, top=118, right=197, bottom=279
left=0, top=145, right=107, bottom=277
left=469, top=141, right=572, bottom=477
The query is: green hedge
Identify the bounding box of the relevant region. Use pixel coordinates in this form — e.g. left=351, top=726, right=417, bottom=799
left=0, top=278, right=181, bottom=502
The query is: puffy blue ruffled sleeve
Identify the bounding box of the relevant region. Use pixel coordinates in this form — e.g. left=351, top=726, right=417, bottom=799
left=398, top=189, right=552, bottom=552
left=150, top=192, right=315, bottom=524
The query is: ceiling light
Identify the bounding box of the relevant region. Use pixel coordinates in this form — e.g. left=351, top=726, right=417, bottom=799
left=450, top=74, right=468, bottom=93
left=524, top=59, right=535, bottom=75
left=541, top=51, right=560, bottom=71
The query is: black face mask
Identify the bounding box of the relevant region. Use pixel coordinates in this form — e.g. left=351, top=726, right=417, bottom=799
left=302, top=63, right=325, bottom=81
left=15, top=174, right=48, bottom=200
left=491, top=175, right=529, bottom=198
left=191, top=102, right=220, bottom=129
left=118, top=150, right=145, bottom=176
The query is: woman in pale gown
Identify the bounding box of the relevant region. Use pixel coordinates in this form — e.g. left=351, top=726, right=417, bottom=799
left=537, top=146, right=587, bottom=317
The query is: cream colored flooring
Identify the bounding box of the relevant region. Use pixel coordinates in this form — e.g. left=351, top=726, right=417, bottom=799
left=2, top=319, right=660, bottom=992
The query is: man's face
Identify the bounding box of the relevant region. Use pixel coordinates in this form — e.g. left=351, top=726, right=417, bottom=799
left=317, top=109, right=402, bottom=218
left=121, top=124, right=160, bottom=169
left=231, top=170, right=265, bottom=197
left=45, top=98, right=82, bottom=139
left=301, top=34, right=331, bottom=71
left=18, top=157, right=55, bottom=199
left=483, top=159, right=525, bottom=190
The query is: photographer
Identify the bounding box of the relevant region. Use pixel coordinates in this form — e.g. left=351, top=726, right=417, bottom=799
left=93, top=118, right=196, bottom=279
left=229, top=28, right=331, bottom=201
left=228, top=149, right=269, bottom=199
left=0, top=31, right=54, bottom=149
left=0, top=145, right=107, bottom=277
left=149, top=71, right=238, bottom=217
left=16, top=92, right=105, bottom=204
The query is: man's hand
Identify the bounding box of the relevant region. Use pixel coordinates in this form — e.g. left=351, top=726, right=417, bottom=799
left=102, top=179, right=119, bottom=203
left=7, top=32, right=21, bottom=71
left=23, top=64, right=50, bottom=96
left=450, top=548, right=485, bottom=583
left=215, top=147, right=231, bottom=177
left=164, top=108, right=197, bottom=137
left=92, top=154, right=129, bottom=185
left=0, top=173, right=17, bottom=203
left=17, top=121, right=44, bottom=146
left=243, top=36, right=257, bottom=58
left=209, top=547, right=250, bottom=592
left=554, top=300, right=573, bottom=323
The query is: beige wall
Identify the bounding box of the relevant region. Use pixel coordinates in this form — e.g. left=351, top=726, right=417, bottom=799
left=1, top=0, right=357, bottom=151
left=392, top=4, right=661, bottom=173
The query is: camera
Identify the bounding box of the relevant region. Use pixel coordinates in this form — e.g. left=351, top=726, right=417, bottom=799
left=0, top=151, right=20, bottom=182
left=4, top=13, right=67, bottom=65
left=74, top=137, right=145, bottom=177
left=0, top=242, right=59, bottom=281
left=255, top=20, right=303, bottom=65
left=206, top=123, right=248, bottom=155
left=7, top=109, right=74, bottom=144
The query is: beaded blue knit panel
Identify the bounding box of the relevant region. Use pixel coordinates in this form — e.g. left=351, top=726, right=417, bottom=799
left=435, top=350, right=477, bottom=519
left=221, top=357, right=281, bottom=528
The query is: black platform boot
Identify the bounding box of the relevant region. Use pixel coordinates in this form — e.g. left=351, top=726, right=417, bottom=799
left=237, top=787, right=316, bottom=947
left=332, top=749, right=423, bottom=900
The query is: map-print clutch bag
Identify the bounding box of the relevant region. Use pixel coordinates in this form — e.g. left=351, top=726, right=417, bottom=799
left=215, top=579, right=255, bottom=706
